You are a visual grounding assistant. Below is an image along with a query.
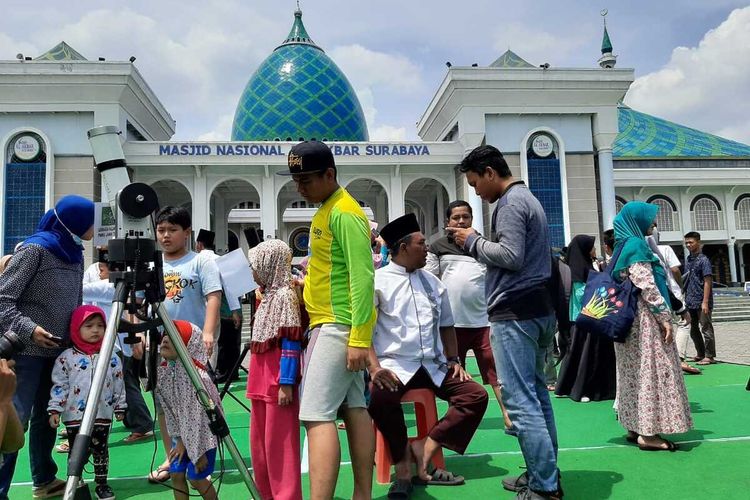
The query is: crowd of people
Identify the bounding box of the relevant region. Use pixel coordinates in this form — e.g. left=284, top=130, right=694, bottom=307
left=0, top=138, right=721, bottom=500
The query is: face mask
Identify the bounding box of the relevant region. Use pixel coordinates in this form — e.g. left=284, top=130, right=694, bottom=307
left=54, top=208, right=83, bottom=246
left=72, top=234, right=83, bottom=246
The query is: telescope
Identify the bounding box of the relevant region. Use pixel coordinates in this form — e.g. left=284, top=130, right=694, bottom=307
left=63, top=126, right=260, bottom=499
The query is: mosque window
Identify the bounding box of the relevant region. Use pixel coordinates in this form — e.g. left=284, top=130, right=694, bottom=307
left=615, top=197, right=627, bottom=214
left=526, top=132, right=563, bottom=248
left=4, top=132, right=47, bottom=254
left=691, top=195, right=723, bottom=231
left=234, top=201, right=260, bottom=209
left=735, top=195, right=750, bottom=230
left=646, top=195, right=678, bottom=232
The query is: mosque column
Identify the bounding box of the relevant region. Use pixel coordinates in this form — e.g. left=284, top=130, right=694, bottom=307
left=738, top=243, right=745, bottom=282
left=261, top=170, right=277, bottom=239
left=192, top=166, right=210, bottom=238
left=468, top=190, right=483, bottom=233
left=215, top=195, right=227, bottom=252
left=389, top=165, right=405, bottom=219
left=597, top=147, right=616, bottom=229
left=727, top=240, right=738, bottom=285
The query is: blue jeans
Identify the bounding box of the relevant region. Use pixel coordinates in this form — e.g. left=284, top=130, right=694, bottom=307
left=0, top=355, right=59, bottom=499
left=490, top=315, right=559, bottom=493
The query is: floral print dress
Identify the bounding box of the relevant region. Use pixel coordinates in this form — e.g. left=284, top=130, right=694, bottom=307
left=614, top=262, right=693, bottom=436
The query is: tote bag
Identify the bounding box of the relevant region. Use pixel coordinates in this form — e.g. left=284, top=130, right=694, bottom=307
left=574, top=245, right=640, bottom=342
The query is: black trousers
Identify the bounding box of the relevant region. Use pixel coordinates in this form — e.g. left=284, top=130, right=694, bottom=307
left=120, top=354, right=153, bottom=433
left=66, top=423, right=111, bottom=485
left=688, top=308, right=716, bottom=359
left=215, top=318, right=242, bottom=382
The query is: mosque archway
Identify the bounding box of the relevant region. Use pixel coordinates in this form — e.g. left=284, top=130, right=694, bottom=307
left=345, top=178, right=389, bottom=229
left=404, top=178, right=450, bottom=242
left=210, top=178, right=261, bottom=254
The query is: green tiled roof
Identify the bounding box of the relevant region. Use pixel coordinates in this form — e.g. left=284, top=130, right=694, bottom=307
left=614, top=106, right=750, bottom=158
left=35, top=42, right=87, bottom=61
left=490, top=50, right=534, bottom=68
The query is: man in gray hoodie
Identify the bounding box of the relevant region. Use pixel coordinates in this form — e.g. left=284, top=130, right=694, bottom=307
left=448, top=145, right=562, bottom=500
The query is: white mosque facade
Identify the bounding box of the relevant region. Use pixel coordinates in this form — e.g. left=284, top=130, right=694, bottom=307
left=2, top=10, right=750, bottom=284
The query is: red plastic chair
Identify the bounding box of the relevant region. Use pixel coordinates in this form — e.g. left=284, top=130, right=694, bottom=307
left=374, top=388, right=446, bottom=484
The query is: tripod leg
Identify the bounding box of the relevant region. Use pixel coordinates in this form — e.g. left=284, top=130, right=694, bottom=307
left=220, top=344, right=250, bottom=399
left=155, top=303, right=261, bottom=499
left=64, top=282, right=127, bottom=500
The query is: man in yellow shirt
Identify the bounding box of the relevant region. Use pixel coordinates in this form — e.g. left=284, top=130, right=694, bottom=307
left=280, top=140, right=375, bottom=500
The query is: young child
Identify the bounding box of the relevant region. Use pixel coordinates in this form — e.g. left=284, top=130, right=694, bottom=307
left=246, top=240, right=303, bottom=500
left=47, top=305, right=125, bottom=500
left=157, top=320, right=221, bottom=500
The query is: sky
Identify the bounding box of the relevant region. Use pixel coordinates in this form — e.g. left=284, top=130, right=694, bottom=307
left=1, top=0, right=749, bottom=144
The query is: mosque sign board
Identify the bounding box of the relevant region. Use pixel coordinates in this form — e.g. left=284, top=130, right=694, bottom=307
left=531, top=134, right=554, bottom=157
left=157, top=143, right=431, bottom=157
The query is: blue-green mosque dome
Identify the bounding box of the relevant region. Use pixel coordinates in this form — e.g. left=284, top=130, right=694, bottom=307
left=232, top=9, right=368, bottom=142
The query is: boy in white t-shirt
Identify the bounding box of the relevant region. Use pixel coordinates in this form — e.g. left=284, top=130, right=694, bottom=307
left=147, top=206, right=222, bottom=484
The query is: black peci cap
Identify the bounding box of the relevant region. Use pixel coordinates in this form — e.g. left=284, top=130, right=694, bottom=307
left=196, top=229, right=215, bottom=246
left=278, top=140, right=335, bottom=176
left=380, top=213, right=421, bottom=249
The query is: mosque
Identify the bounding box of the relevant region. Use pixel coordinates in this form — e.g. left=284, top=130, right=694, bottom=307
left=1, top=8, right=750, bottom=284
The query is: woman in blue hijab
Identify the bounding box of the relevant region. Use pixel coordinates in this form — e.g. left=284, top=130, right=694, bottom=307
left=611, top=201, right=692, bottom=452
left=0, top=195, right=94, bottom=498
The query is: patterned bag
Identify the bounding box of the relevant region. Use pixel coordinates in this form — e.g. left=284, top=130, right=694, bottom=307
left=574, top=245, right=640, bottom=342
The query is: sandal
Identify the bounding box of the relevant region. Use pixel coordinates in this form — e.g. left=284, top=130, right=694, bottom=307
left=681, top=364, right=702, bottom=375
left=696, top=358, right=716, bottom=366
left=122, top=431, right=154, bottom=443
left=55, top=440, right=70, bottom=453
left=625, top=432, right=638, bottom=444
left=147, top=465, right=171, bottom=484
left=32, top=478, right=66, bottom=499
left=638, top=438, right=679, bottom=452
left=387, top=478, right=414, bottom=499
left=412, top=468, right=465, bottom=486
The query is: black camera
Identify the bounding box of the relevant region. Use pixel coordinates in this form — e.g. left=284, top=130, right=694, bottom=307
left=0, top=330, right=24, bottom=360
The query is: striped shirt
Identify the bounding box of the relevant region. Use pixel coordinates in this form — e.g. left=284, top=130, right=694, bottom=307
left=303, top=187, right=375, bottom=347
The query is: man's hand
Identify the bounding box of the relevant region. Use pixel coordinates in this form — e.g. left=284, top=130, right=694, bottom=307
left=32, top=326, right=60, bottom=349
left=346, top=346, right=370, bottom=372
left=661, top=321, right=674, bottom=344
left=445, top=227, right=477, bottom=248
left=370, top=367, right=401, bottom=392
left=448, top=361, right=472, bottom=382
left=232, top=311, right=242, bottom=330
left=278, top=385, right=293, bottom=406
left=49, top=413, right=60, bottom=428
left=701, top=302, right=710, bottom=316
left=0, top=359, right=16, bottom=405
left=202, top=333, right=214, bottom=357
left=169, top=438, right=186, bottom=464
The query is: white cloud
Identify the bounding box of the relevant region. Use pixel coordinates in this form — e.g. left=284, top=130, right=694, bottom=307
left=371, top=125, right=407, bottom=141
left=625, top=7, right=750, bottom=144
left=329, top=44, right=423, bottom=93
left=493, top=23, right=590, bottom=65
left=196, top=113, right=235, bottom=141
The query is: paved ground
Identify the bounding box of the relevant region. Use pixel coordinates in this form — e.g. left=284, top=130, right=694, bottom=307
left=700, top=320, right=750, bottom=365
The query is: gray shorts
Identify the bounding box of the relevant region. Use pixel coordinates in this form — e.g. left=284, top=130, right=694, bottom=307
left=299, top=323, right=367, bottom=422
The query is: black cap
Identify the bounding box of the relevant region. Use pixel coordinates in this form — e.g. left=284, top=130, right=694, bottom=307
left=380, top=213, right=421, bottom=249
left=97, top=248, right=109, bottom=263
left=278, top=140, right=335, bottom=176
left=197, top=229, right=215, bottom=246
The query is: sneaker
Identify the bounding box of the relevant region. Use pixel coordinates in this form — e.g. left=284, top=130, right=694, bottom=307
left=31, top=478, right=66, bottom=499
left=516, top=486, right=563, bottom=500
left=503, top=471, right=529, bottom=492
left=95, top=484, right=116, bottom=500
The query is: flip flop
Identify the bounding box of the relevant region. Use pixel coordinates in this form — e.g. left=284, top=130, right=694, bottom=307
left=696, top=358, right=716, bottom=366
left=387, top=478, right=414, bottom=499
left=147, top=465, right=171, bottom=484
left=638, top=439, right=679, bottom=452
left=412, top=468, right=465, bottom=486
left=681, top=364, right=702, bottom=374
left=122, top=431, right=154, bottom=443
left=55, top=441, right=70, bottom=453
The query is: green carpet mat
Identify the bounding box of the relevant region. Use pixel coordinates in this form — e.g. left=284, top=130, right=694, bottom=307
left=8, top=361, right=750, bottom=499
